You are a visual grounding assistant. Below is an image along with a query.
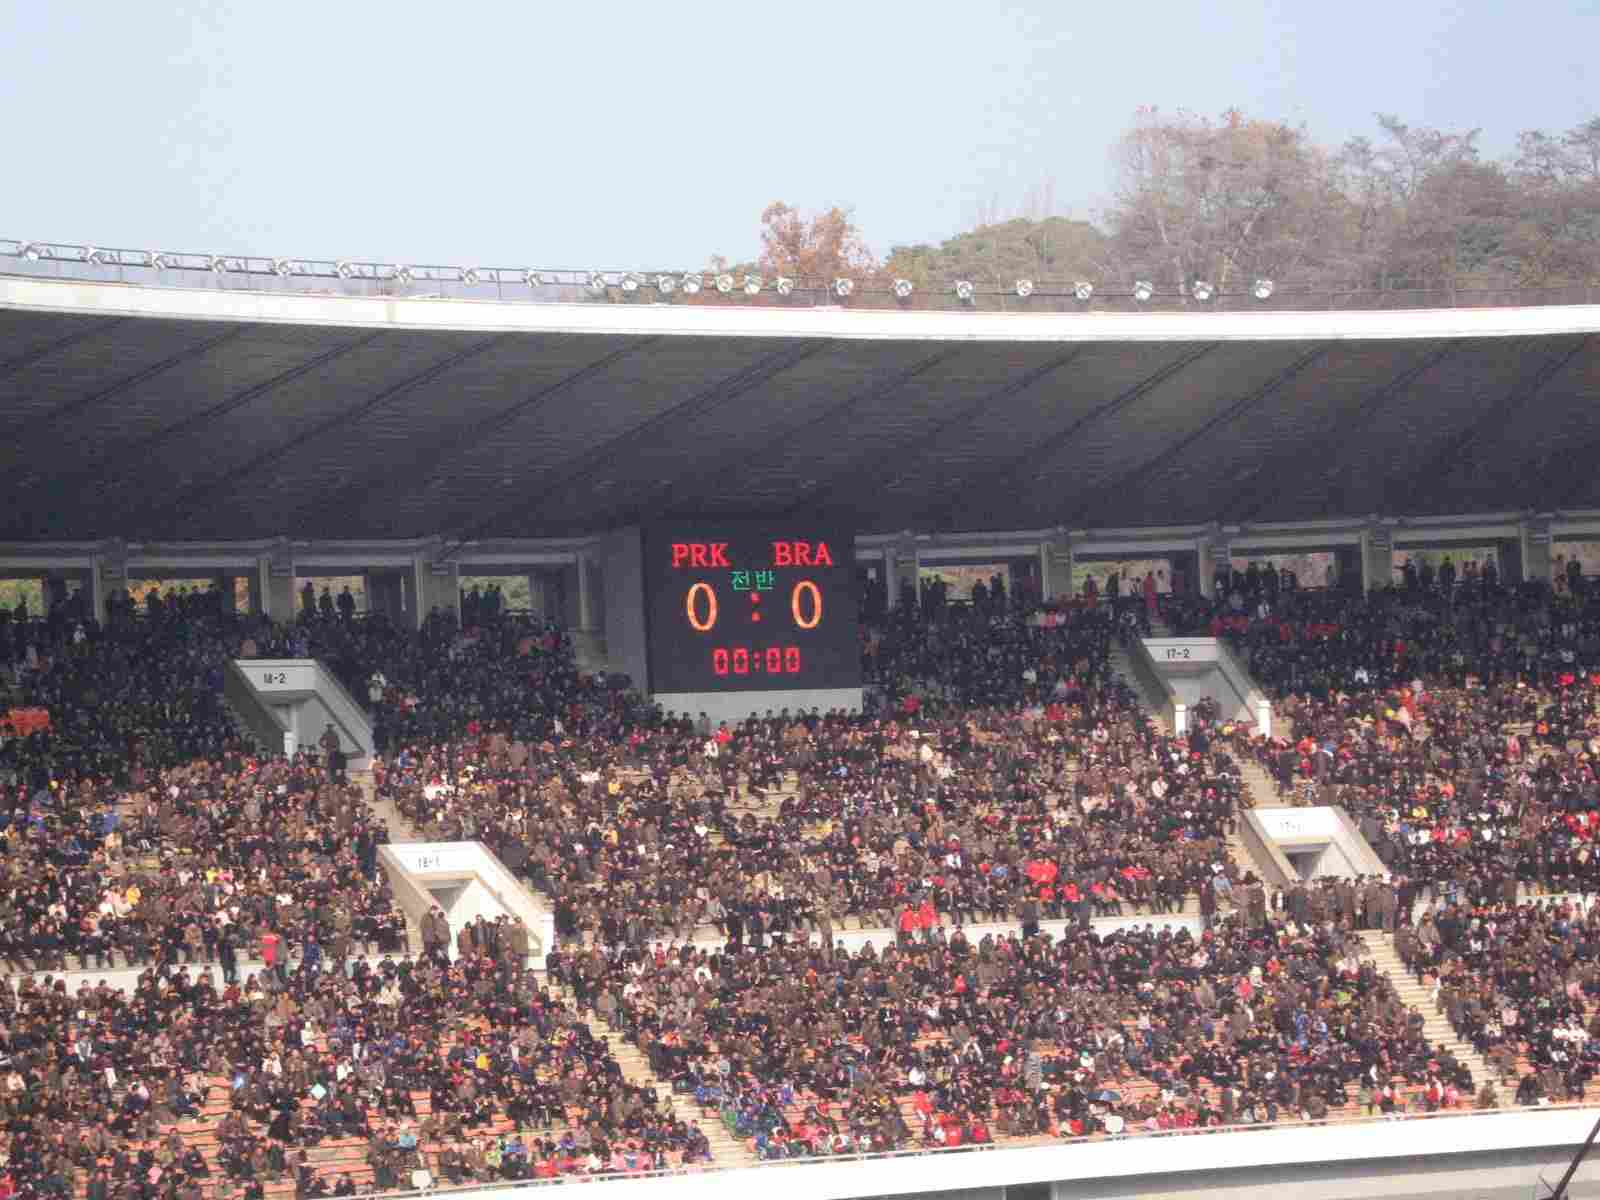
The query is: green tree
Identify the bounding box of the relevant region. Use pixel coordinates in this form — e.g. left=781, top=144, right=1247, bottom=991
left=884, top=217, right=1108, bottom=292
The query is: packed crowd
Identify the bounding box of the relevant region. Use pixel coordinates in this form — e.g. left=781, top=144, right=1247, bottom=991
left=382, top=602, right=1250, bottom=949
left=0, top=754, right=399, bottom=977
left=8, top=559, right=1600, bottom=1199
left=551, top=889, right=1468, bottom=1159
left=1190, top=577, right=1600, bottom=901
left=1399, top=896, right=1600, bottom=1104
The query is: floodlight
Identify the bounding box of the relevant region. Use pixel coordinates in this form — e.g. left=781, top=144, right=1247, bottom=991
left=682, top=272, right=703, bottom=295
left=1253, top=278, right=1275, bottom=300
left=833, top=277, right=854, bottom=298
left=21, top=243, right=42, bottom=261
left=273, top=258, right=293, bottom=278
left=1132, top=280, right=1154, bottom=302
left=337, top=261, right=356, bottom=280
left=149, top=251, right=170, bottom=270
left=522, top=268, right=542, bottom=287
left=715, top=273, right=735, bottom=294
left=585, top=271, right=607, bottom=293
left=1014, top=279, right=1034, bottom=299
left=462, top=267, right=482, bottom=285
left=207, top=255, right=228, bottom=274
left=893, top=278, right=914, bottom=299
left=85, top=247, right=108, bottom=266
left=656, top=274, right=677, bottom=295
left=743, top=275, right=762, bottom=296
left=954, top=280, right=975, bottom=302
left=621, top=272, right=643, bottom=293
left=1192, top=280, right=1215, bottom=302
left=394, top=265, right=414, bottom=283
left=775, top=276, right=795, bottom=296
left=1073, top=281, right=1093, bottom=302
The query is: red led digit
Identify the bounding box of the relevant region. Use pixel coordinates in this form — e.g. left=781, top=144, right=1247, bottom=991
left=791, top=580, right=822, bottom=629
left=712, top=648, right=729, bottom=676
left=732, top=647, right=750, bottom=675
left=765, top=647, right=781, bottom=674
left=686, top=582, right=718, bottom=632
left=784, top=646, right=800, bottom=673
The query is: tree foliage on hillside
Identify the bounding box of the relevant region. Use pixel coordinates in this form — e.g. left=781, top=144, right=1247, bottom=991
left=718, top=110, right=1600, bottom=294
left=1107, top=108, right=1600, bottom=290
left=884, top=217, right=1109, bottom=291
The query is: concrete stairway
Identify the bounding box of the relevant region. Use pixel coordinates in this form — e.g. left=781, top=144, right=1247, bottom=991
left=1359, top=930, right=1498, bottom=1091
left=1107, top=641, right=1170, bottom=734
left=544, top=978, right=760, bottom=1168
left=1237, top=758, right=1287, bottom=809
left=1226, top=758, right=1289, bottom=883
left=381, top=786, right=758, bottom=1165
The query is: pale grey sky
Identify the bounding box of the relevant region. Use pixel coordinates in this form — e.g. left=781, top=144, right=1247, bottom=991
left=2, top=0, right=1594, bottom=270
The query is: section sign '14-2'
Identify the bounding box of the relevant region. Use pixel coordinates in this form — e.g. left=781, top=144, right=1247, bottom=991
left=642, top=524, right=860, bottom=694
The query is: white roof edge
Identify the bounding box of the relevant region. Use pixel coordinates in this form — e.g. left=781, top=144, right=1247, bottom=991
left=5, top=275, right=1600, bottom=342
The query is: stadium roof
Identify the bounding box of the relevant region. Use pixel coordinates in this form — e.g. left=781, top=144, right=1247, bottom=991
left=4, top=271, right=1600, bottom=545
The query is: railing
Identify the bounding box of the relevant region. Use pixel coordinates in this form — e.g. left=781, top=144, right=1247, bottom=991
left=221, top=659, right=291, bottom=755
left=6, top=245, right=1600, bottom=313
left=304, top=1100, right=1600, bottom=1200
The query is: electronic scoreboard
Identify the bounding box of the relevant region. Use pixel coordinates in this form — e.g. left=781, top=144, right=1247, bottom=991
left=641, top=522, right=860, bottom=696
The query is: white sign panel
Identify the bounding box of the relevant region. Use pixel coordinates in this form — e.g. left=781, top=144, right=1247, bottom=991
left=1143, top=638, right=1219, bottom=664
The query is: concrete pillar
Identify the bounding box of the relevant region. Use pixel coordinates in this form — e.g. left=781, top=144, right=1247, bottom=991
left=576, top=554, right=595, bottom=631
left=1199, top=532, right=1230, bottom=599
left=424, top=559, right=460, bottom=624
left=263, top=541, right=296, bottom=621
left=365, top=569, right=406, bottom=623
left=1042, top=535, right=1072, bottom=604
left=95, top=540, right=127, bottom=625
left=892, top=536, right=919, bottom=609
left=1363, top=521, right=1395, bottom=593
left=1523, top=514, right=1554, bottom=584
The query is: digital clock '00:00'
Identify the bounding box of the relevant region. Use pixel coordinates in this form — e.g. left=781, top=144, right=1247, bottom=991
left=712, top=646, right=801, bottom=676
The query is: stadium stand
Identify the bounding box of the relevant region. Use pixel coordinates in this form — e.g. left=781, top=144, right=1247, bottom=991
left=0, top=584, right=1497, bottom=1199
left=7, top=271, right=1600, bottom=1200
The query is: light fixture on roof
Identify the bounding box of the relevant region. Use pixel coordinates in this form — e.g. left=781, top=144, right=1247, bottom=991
left=1014, top=279, right=1034, bottom=299
left=682, top=272, right=703, bottom=295
left=149, top=251, right=170, bottom=270
left=715, top=272, right=735, bottom=294
left=337, top=261, right=356, bottom=280
left=833, top=277, right=854, bottom=298
left=954, top=280, right=975, bottom=302
left=1073, top=281, right=1093, bottom=302
left=1132, top=280, right=1154, bottom=302
left=1252, top=278, right=1275, bottom=301
left=394, top=265, right=414, bottom=283
left=775, top=276, right=795, bottom=296
left=522, top=268, right=542, bottom=287
left=462, top=267, right=482, bottom=285
left=85, top=247, right=108, bottom=266
left=585, top=271, right=607, bottom=293
left=621, top=272, right=643, bottom=293
left=656, top=274, right=677, bottom=295
left=743, top=274, right=762, bottom=296
left=207, top=255, right=228, bottom=274
left=21, top=242, right=42, bottom=261
left=273, top=258, right=293, bottom=278
left=1191, top=280, right=1215, bottom=302
left=893, top=278, right=914, bottom=300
